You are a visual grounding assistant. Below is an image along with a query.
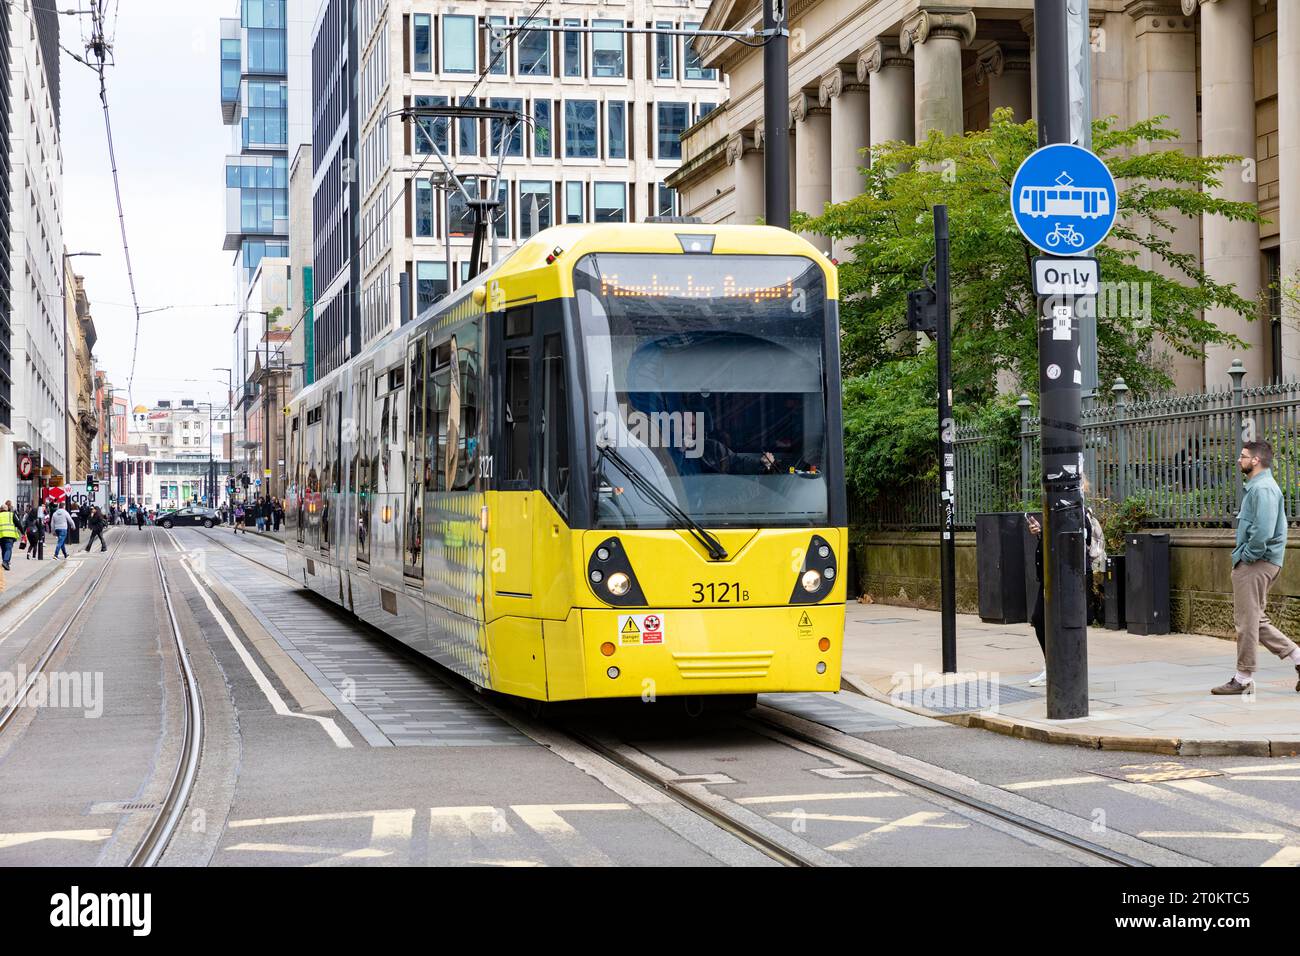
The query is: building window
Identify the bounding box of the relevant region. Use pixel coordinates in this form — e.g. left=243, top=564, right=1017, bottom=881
left=414, top=94, right=449, bottom=154
left=655, top=22, right=674, bottom=79
left=533, top=99, right=553, bottom=158
left=565, top=181, right=584, bottom=223
left=565, top=100, right=598, bottom=158
left=594, top=182, right=626, bottom=223
left=487, top=15, right=508, bottom=75
left=221, top=39, right=241, bottom=101
left=493, top=181, right=510, bottom=239
left=607, top=101, right=627, bottom=160
left=458, top=95, right=478, bottom=156
left=517, top=17, right=551, bottom=76
left=683, top=23, right=716, bottom=81
left=592, top=20, right=625, bottom=78
left=657, top=183, right=676, bottom=218
left=246, top=27, right=286, bottom=73
left=442, top=15, right=476, bottom=73
left=242, top=80, right=288, bottom=148
left=447, top=190, right=474, bottom=238
left=416, top=261, right=448, bottom=314
left=519, top=181, right=553, bottom=239
left=415, top=179, right=435, bottom=237
left=697, top=102, right=717, bottom=123
left=562, top=19, right=582, bottom=77
left=413, top=14, right=432, bottom=73
left=657, top=102, right=689, bottom=160
left=489, top=97, right=524, bottom=158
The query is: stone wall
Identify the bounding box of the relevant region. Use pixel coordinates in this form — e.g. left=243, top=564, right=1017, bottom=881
left=860, top=528, right=1300, bottom=640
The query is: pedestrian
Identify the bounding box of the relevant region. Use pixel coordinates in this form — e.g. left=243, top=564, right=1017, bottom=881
left=1026, top=476, right=1104, bottom=687
left=23, top=505, right=43, bottom=559
left=273, top=498, right=283, bottom=532
left=1212, top=440, right=1300, bottom=695
left=84, top=506, right=108, bottom=553
left=233, top=501, right=246, bottom=534
left=0, top=501, right=21, bottom=570
left=136, top=506, right=145, bottom=530
left=50, top=502, right=73, bottom=559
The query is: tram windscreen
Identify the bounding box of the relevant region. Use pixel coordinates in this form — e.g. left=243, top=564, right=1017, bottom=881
left=574, top=253, right=829, bottom=528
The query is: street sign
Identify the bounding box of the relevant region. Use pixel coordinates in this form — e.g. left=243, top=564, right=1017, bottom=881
left=17, top=455, right=33, bottom=480
left=1011, top=143, right=1117, bottom=253
left=1032, top=256, right=1100, bottom=296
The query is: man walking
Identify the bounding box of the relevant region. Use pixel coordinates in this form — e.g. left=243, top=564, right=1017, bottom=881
left=84, top=507, right=108, bottom=553
left=1213, top=439, right=1300, bottom=695
left=50, top=502, right=74, bottom=559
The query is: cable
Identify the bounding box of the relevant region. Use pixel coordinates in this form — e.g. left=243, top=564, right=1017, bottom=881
left=86, top=0, right=146, bottom=416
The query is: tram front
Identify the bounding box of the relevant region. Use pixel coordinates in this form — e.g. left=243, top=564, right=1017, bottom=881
left=569, top=240, right=847, bottom=699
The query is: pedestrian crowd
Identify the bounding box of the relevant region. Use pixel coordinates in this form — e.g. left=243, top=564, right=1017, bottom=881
left=220, top=497, right=283, bottom=535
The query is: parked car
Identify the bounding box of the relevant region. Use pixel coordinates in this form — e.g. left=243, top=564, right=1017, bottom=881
left=157, top=507, right=223, bottom=529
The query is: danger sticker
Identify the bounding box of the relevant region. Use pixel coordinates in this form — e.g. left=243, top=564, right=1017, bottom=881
left=797, top=610, right=814, bottom=638
left=618, top=614, right=665, bottom=646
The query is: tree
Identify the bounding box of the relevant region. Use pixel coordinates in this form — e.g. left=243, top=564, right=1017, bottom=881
left=800, top=113, right=1265, bottom=401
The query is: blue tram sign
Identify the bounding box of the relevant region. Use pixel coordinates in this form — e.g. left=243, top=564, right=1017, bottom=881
left=1010, top=143, right=1118, bottom=254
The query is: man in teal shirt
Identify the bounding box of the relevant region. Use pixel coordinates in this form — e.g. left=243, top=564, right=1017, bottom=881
left=1213, top=440, right=1300, bottom=695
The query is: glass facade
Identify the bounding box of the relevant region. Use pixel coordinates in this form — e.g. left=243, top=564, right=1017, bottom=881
left=221, top=38, right=241, bottom=105
left=242, top=80, right=288, bottom=148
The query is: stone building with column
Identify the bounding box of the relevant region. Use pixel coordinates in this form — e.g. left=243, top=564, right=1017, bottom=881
left=667, top=0, right=1297, bottom=393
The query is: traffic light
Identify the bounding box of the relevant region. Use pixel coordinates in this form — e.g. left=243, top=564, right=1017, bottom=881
left=86, top=475, right=97, bottom=495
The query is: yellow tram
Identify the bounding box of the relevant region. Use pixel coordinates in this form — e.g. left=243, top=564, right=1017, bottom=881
left=284, top=223, right=846, bottom=703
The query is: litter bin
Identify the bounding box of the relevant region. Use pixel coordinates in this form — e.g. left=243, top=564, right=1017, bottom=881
left=1102, top=553, right=1126, bottom=630
left=976, top=512, right=1029, bottom=624
left=1125, top=533, right=1170, bottom=635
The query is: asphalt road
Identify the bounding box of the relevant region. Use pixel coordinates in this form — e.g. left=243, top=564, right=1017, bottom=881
left=0, top=525, right=1297, bottom=868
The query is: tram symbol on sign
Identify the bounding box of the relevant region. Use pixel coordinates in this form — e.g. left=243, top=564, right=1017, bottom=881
left=1011, top=144, right=1119, bottom=254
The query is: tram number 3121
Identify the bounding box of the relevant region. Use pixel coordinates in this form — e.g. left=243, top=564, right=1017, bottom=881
left=692, top=582, right=751, bottom=603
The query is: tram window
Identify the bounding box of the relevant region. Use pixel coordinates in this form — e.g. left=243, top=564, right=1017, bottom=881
left=406, top=339, right=426, bottom=577
left=430, top=343, right=451, bottom=492
left=453, top=321, right=482, bottom=491
left=505, top=346, right=532, bottom=484
left=541, top=334, right=570, bottom=514
left=505, top=306, right=532, bottom=339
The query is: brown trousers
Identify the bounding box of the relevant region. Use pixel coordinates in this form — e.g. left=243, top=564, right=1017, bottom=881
left=1231, top=560, right=1299, bottom=673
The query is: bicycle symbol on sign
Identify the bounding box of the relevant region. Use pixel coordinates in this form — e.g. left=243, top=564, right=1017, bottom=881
left=1044, top=223, right=1086, bottom=249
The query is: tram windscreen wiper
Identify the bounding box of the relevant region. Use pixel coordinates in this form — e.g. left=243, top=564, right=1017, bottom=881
left=595, top=444, right=729, bottom=561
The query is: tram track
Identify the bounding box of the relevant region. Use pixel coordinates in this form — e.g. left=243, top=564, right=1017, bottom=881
left=0, top=529, right=203, bottom=866
left=182, top=529, right=1177, bottom=867
left=128, top=529, right=204, bottom=867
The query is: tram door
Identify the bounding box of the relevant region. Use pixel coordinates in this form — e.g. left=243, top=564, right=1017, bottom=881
left=492, top=307, right=534, bottom=598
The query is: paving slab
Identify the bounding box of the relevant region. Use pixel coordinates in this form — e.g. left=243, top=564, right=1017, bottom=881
left=843, top=601, right=1300, bottom=756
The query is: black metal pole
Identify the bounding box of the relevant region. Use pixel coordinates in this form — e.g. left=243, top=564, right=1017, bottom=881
left=935, top=206, right=957, bottom=673
left=762, top=0, right=790, bottom=230
left=1035, top=0, right=1089, bottom=719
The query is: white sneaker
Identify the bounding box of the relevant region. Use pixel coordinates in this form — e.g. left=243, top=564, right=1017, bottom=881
left=1028, top=670, right=1047, bottom=687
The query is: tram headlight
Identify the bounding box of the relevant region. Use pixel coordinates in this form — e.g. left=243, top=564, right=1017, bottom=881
left=607, top=572, right=631, bottom=596
left=801, top=569, right=822, bottom=593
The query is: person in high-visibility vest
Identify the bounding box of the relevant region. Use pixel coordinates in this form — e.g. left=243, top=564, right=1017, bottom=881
left=0, top=501, right=20, bottom=571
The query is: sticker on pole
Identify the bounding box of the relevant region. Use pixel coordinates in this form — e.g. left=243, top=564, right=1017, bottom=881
left=1011, top=143, right=1117, bottom=254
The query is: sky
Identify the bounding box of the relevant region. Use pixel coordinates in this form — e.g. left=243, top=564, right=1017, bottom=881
left=62, top=1, right=235, bottom=416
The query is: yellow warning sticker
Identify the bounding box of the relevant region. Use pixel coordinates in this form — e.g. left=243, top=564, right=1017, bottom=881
left=797, top=610, right=814, bottom=639
left=618, top=614, right=666, bottom=646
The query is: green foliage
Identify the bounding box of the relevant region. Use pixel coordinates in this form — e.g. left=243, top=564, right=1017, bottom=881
left=842, top=354, right=938, bottom=500
left=798, top=112, right=1265, bottom=400
left=1090, top=494, right=1155, bottom=554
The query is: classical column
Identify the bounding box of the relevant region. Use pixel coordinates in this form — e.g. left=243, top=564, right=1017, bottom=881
left=1280, top=0, right=1300, bottom=380
left=727, top=131, right=764, bottom=226
left=1185, top=0, right=1263, bottom=385
left=859, top=38, right=914, bottom=152
left=1126, top=2, right=1202, bottom=391
left=791, top=91, right=832, bottom=252
left=901, top=7, right=976, bottom=140
left=976, top=42, right=1032, bottom=124
left=820, top=66, right=870, bottom=258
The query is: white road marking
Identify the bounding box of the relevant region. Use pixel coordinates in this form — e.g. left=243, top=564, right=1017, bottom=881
left=1003, top=776, right=1106, bottom=791
left=1221, top=761, right=1300, bottom=775
left=0, top=560, right=89, bottom=645
left=1137, top=831, right=1284, bottom=842
left=824, top=811, right=966, bottom=852
left=511, top=804, right=627, bottom=867
left=164, top=531, right=351, bottom=748
left=734, top=791, right=898, bottom=805
left=1261, top=846, right=1300, bottom=867
left=768, top=812, right=887, bottom=824
left=0, top=827, right=112, bottom=850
